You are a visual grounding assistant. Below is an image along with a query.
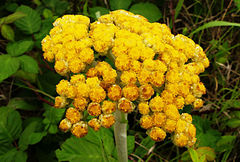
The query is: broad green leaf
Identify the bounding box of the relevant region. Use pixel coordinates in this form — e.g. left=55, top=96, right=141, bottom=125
left=0, top=107, right=22, bottom=144
left=15, top=151, right=27, bottom=162
left=43, top=103, right=65, bottom=134
left=0, top=143, right=14, bottom=155
left=34, top=18, right=54, bottom=49
left=56, top=128, right=117, bottom=162
left=42, top=0, right=69, bottom=15
left=6, top=40, right=34, bottom=56
left=0, top=12, right=26, bottom=25
left=0, top=148, right=27, bottom=162
left=89, top=7, right=110, bottom=20
left=129, top=3, right=162, bottom=22
left=127, top=136, right=135, bottom=154
left=175, top=0, right=184, bottom=19
left=226, top=118, right=240, bottom=128
left=18, top=55, right=39, bottom=74
left=1, top=24, right=14, bottom=41
left=0, top=148, right=18, bottom=162
left=188, top=148, right=199, bottom=162
left=192, top=116, right=221, bottom=149
left=19, top=121, right=45, bottom=151
left=38, top=70, right=61, bottom=95
left=197, top=147, right=216, bottom=161
left=190, top=21, right=240, bottom=36
left=109, top=0, right=132, bottom=10
left=134, top=136, right=155, bottom=158
left=0, top=55, right=20, bottom=83
left=216, top=135, right=236, bottom=152
left=15, top=5, right=41, bottom=34
left=13, top=70, right=37, bottom=83
left=8, top=97, right=37, bottom=110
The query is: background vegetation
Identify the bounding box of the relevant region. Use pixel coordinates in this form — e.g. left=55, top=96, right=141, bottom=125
left=0, top=0, right=239, bottom=161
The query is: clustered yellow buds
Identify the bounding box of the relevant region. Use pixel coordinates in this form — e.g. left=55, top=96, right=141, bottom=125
left=42, top=10, right=209, bottom=147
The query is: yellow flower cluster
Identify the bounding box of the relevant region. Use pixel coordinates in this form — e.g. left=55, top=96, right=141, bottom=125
left=41, top=15, right=94, bottom=75
left=42, top=10, right=209, bottom=147
left=57, top=73, right=117, bottom=137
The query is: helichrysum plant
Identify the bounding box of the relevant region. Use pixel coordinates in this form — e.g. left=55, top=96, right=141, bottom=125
left=42, top=10, right=209, bottom=161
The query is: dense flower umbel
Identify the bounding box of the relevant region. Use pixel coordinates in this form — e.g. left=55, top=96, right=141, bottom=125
left=42, top=10, right=209, bottom=147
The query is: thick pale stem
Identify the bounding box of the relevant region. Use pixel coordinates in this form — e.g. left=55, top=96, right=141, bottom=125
left=114, top=110, right=128, bottom=162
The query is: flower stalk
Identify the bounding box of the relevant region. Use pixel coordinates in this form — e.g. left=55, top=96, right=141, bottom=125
left=114, top=109, right=128, bottom=162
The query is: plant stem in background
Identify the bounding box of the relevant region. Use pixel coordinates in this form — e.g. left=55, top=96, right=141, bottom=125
left=114, top=110, right=128, bottom=162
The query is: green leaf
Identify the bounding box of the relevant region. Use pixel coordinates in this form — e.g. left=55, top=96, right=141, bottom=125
left=1, top=24, right=14, bottom=41
left=43, top=9, right=53, bottom=19
left=19, top=121, right=45, bottom=151
left=129, top=2, right=162, bottom=22
left=197, top=147, right=216, bottom=161
left=13, top=70, right=37, bottom=83
left=43, top=103, right=65, bottom=134
left=216, top=135, right=236, bottom=152
left=226, top=118, right=240, bottom=128
left=18, top=55, right=39, bottom=74
left=234, top=0, right=240, bottom=9
left=15, top=5, right=41, bottom=34
left=233, top=111, right=240, bottom=119
left=188, top=148, right=199, bottom=162
left=15, top=151, right=27, bottom=162
left=134, top=136, right=155, bottom=158
left=89, top=7, right=110, bottom=20
left=0, top=107, right=22, bottom=144
left=190, top=21, right=240, bottom=36
left=56, top=128, right=117, bottom=162
left=175, top=0, right=184, bottom=20
left=127, top=136, right=135, bottom=154
left=34, top=18, right=54, bottom=49
left=0, top=55, right=20, bottom=83
left=0, top=148, right=18, bottom=162
left=0, top=12, right=26, bottom=25
left=5, top=3, right=19, bottom=12
left=232, top=100, right=240, bottom=108
left=109, top=0, right=132, bottom=10
left=6, top=40, right=34, bottom=56
left=8, top=98, right=37, bottom=111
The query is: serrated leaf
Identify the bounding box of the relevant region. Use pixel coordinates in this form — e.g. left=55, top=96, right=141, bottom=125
left=0, top=107, right=22, bottom=144
left=134, top=136, right=155, bottom=158
left=109, top=0, right=132, bottom=10
left=226, top=118, right=240, bottom=128
left=89, top=7, right=110, bottom=20
left=18, top=55, right=39, bottom=74
left=15, top=5, right=41, bottom=34
left=127, top=136, right=135, bottom=154
left=56, top=128, right=117, bottom=162
left=129, top=2, right=162, bottom=22
left=1, top=24, right=14, bottom=41
left=19, top=121, right=45, bottom=151
left=8, top=97, right=37, bottom=111
left=6, top=40, right=34, bottom=56
left=0, top=55, right=20, bottom=83
left=43, top=103, right=65, bottom=133
left=0, top=148, right=18, bottom=162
